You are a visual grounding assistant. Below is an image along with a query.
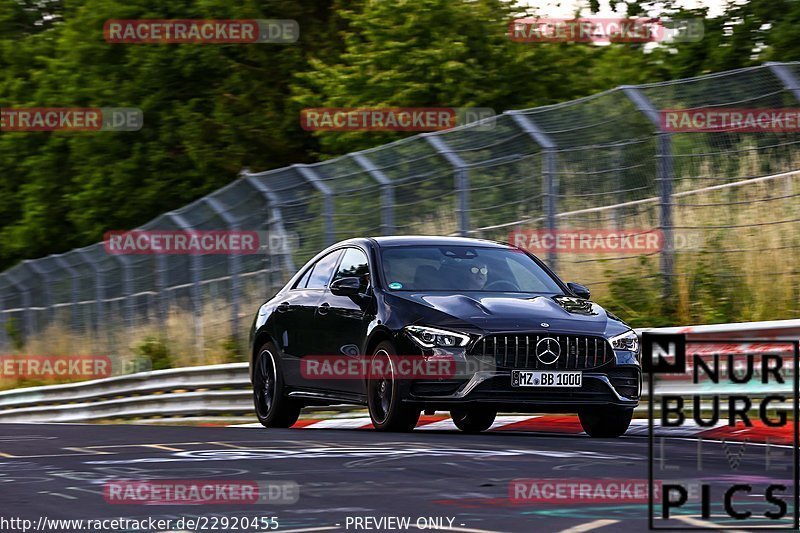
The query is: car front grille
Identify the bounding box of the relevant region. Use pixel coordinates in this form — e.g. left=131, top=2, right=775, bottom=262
left=470, top=333, right=614, bottom=370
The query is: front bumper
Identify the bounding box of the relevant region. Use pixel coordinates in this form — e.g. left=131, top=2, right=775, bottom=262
left=402, top=369, right=640, bottom=411
left=395, top=329, right=641, bottom=411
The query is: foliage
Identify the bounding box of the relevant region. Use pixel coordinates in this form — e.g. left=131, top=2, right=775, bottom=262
left=3, top=0, right=800, bottom=331
left=134, top=335, right=173, bottom=370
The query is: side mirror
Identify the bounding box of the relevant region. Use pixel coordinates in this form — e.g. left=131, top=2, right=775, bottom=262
left=567, top=282, right=590, bottom=300
left=330, top=276, right=362, bottom=297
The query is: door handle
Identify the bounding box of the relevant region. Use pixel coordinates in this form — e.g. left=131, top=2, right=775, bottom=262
left=318, top=302, right=331, bottom=315
left=277, top=302, right=290, bottom=313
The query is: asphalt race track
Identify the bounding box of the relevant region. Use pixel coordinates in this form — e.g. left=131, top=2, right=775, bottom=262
left=0, top=422, right=792, bottom=533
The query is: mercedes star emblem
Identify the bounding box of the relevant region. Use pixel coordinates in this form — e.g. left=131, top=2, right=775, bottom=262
left=535, top=337, right=561, bottom=365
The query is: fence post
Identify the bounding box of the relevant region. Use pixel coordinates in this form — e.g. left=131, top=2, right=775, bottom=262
left=295, top=164, right=335, bottom=246
left=166, top=212, right=203, bottom=357
left=767, top=63, right=800, bottom=198
left=5, top=269, right=33, bottom=341
left=351, top=153, right=396, bottom=235
left=23, top=260, right=52, bottom=333
left=0, top=276, right=9, bottom=350
left=154, top=254, right=168, bottom=327
left=507, top=112, right=559, bottom=271
left=52, top=255, right=81, bottom=334
left=766, top=62, right=800, bottom=102
left=113, top=255, right=135, bottom=329
left=423, top=134, right=469, bottom=236
left=621, top=85, right=674, bottom=301
left=614, top=142, right=624, bottom=230
left=76, top=249, right=104, bottom=339
left=241, top=171, right=297, bottom=280
left=204, top=197, right=242, bottom=342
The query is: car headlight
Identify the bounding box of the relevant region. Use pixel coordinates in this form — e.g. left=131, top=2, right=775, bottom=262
left=404, top=326, right=471, bottom=348
left=610, top=330, right=639, bottom=352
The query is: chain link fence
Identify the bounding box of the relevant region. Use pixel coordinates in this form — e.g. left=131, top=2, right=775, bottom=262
left=2, top=61, right=800, bottom=362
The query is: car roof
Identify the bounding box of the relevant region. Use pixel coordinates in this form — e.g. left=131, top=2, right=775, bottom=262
left=368, top=235, right=510, bottom=248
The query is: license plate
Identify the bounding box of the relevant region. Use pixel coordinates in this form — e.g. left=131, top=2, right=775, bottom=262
left=511, top=370, right=582, bottom=388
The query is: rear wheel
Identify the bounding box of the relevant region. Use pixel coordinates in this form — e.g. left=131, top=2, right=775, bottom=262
left=253, top=342, right=302, bottom=428
left=367, top=341, right=421, bottom=432
left=578, top=406, right=633, bottom=437
left=451, top=407, right=496, bottom=433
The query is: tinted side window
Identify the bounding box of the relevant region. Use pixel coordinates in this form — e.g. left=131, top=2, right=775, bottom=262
left=333, top=248, right=370, bottom=282
left=306, top=250, right=343, bottom=289
left=294, top=265, right=315, bottom=289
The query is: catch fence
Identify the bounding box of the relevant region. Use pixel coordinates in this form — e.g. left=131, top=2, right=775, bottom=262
left=2, top=62, right=800, bottom=361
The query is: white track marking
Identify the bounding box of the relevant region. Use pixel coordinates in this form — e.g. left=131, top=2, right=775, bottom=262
left=416, top=419, right=459, bottom=431
left=417, top=526, right=505, bottom=533
left=308, top=417, right=373, bottom=429
left=557, top=519, right=619, bottom=532
left=489, top=415, right=541, bottom=430
left=274, top=526, right=339, bottom=533
left=672, top=515, right=751, bottom=531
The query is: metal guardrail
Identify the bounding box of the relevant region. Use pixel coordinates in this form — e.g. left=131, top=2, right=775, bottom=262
left=0, top=363, right=251, bottom=422
left=0, top=319, right=797, bottom=423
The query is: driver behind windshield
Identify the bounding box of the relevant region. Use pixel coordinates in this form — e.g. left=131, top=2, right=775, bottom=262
left=464, top=261, right=489, bottom=290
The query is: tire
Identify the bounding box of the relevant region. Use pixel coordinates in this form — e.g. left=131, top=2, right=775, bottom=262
left=451, top=407, right=497, bottom=433
left=253, top=342, right=302, bottom=428
left=578, top=406, right=634, bottom=437
left=367, top=341, right=421, bottom=432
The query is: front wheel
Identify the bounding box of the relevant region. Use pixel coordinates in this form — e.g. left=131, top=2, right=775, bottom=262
left=253, top=342, right=302, bottom=428
left=367, top=342, right=421, bottom=432
left=451, top=407, right=496, bottom=433
left=578, top=406, right=633, bottom=437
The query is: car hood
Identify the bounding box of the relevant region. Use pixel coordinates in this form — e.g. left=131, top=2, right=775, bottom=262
left=390, top=292, right=628, bottom=336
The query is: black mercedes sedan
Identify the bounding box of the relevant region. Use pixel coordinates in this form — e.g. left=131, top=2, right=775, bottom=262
left=249, top=236, right=641, bottom=436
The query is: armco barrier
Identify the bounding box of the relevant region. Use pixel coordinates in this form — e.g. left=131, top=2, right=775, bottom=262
left=0, top=319, right=797, bottom=423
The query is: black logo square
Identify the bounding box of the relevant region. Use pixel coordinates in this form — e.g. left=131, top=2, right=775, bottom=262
left=642, top=332, right=686, bottom=374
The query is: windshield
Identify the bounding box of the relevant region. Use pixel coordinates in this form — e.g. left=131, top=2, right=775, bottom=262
left=380, top=245, right=564, bottom=293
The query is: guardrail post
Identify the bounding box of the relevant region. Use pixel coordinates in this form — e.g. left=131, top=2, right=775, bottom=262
left=423, top=134, right=470, bottom=237
left=52, top=255, right=81, bottom=334
left=167, top=212, right=204, bottom=357
left=622, top=85, right=674, bottom=302
left=351, top=153, right=396, bottom=235
left=507, top=112, right=559, bottom=271
left=295, top=164, right=335, bottom=246
left=204, top=197, right=242, bottom=341
left=766, top=62, right=800, bottom=102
